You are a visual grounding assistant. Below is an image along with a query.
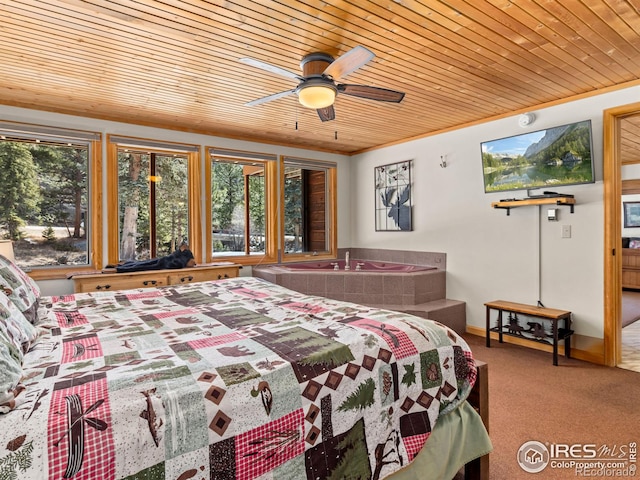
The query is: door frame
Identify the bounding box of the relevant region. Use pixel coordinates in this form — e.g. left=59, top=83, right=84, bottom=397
left=603, top=101, right=640, bottom=366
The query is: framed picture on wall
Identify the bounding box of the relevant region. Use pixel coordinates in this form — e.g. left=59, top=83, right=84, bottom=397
left=624, top=201, right=640, bottom=228
left=374, top=160, right=412, bottom=231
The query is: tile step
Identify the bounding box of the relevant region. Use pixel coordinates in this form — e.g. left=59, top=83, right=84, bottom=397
left=361, top=299, right=466, bottom=335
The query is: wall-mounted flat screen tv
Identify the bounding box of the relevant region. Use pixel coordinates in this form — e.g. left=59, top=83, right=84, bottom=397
left=481, top=119, right=594, bottom=193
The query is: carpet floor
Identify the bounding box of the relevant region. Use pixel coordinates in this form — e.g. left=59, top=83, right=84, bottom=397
left=463, top=333, right=640, bottom=479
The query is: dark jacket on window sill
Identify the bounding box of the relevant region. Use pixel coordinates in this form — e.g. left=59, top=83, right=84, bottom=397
left=114, top=246, right=195, bottom=273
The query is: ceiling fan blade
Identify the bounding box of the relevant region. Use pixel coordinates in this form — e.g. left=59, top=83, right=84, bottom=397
left=317, top=105, right=335, bottom=122
left=239, top=57, right=304, bottom=81
left=323, top=46, right=375, bottom=81
left=245, top=89, right=296, bottom=107
left=337, top=84, right=405, bottom=103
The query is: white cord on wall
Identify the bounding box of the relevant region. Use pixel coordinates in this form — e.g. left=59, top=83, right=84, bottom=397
left=537, top=205, right=544, bottom=307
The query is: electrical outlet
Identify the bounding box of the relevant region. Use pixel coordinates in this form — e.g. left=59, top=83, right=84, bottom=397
left=562, top=225, right=571, bottom=238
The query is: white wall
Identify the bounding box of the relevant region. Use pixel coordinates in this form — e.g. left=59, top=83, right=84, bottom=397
left=351, top=86, right=640, bottom=338
left=0, top=105, right=352, bottom=295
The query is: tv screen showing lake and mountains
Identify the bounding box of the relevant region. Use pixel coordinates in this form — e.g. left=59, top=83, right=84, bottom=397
left=481, top=120, right=594, bottom=193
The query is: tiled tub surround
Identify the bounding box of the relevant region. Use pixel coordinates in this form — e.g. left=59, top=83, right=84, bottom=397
left=280, top=259, right=436, bottom=272
left=253, top=262, right=444, bottom=305
left=252, top=249, right=466, bottom=334
left=339, top=248, right=447, bottom=270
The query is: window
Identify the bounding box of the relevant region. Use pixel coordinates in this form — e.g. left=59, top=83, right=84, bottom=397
left=281, top=156, right=337, bottom=261
left=206, top=148, right=277, bottom=265
left=107, top=136, right=201, bottom=264
left=0, top=122, right=101, bottom=278
left=107, top=143, right=337, bottom=268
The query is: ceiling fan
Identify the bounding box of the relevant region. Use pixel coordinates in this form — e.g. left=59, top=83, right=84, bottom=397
left=240, top=46, right=405, bottom=122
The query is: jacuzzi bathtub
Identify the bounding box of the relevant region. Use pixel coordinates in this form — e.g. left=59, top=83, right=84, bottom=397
left=278, top=259, right=436, bottom=272
left=253, top=259, right=444, bottom=308
left=252, top=251, right=465, bottom=334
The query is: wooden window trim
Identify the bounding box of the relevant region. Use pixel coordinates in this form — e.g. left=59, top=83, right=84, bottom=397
left=280, top=156, right=337, bottom=263
left=205, top=148, right=278, bottom=266
left=16, top=138, right=103, bottom=281
left=106, top=135, right=201, bottom=266
left=0, top=127, right=103, bottom=281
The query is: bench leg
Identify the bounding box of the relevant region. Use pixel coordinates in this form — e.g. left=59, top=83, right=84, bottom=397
left=486, top=306, right=491, bottom=348
left=565, top=316, right=572, bottom=359
left=552, top=319, right=559, bottom=366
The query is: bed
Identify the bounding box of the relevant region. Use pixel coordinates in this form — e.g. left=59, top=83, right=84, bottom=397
left=0, top=260, right=491, bottom=480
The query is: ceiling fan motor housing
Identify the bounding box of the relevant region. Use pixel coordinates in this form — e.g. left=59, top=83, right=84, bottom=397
left=300, top=52, right=334, bottom=77
left=297, top=52, right=338, bottom=109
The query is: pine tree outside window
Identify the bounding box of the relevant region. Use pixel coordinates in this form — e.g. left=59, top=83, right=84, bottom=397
left=206, top=148, right=277, bottom=265
left=0, top=122, right=101, bottom=278
left=117, top=150, right=189, bottom=260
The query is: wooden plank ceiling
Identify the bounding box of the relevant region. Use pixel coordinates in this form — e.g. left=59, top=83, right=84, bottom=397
left=621, top=114, right=640, bottom=164
left=2, top=0, right=640, bottom=155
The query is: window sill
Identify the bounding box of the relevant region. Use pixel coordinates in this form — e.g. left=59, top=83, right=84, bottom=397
left=209, top=253, right=278, bottom=267
left=23, top=266, right=100, bottom=281
left=282, top=252, right=336, bottom=263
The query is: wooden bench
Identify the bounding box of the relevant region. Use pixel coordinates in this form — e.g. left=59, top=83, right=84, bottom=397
left=485, top=300, right=573, bottom=366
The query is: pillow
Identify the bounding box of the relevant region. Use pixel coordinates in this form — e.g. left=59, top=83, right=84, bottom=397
left=630, top=238, right=640, bottom=249
left=0, top=290, right=37, bottom=357
left=0, top=328, right=25, bottom=414
left=0, top=254, right=40, bottom=324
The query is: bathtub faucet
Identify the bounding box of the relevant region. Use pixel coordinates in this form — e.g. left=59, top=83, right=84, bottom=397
left=345, top=251, right=350, bottom=270
left=355, top=262, right=365, bottom=271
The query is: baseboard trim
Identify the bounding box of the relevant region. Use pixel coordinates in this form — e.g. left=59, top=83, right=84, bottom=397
left=465, top=326, right=605, bottom=365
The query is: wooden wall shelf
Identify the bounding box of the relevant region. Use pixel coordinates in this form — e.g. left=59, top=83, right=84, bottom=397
left=491, top=197, right=576, bottom=215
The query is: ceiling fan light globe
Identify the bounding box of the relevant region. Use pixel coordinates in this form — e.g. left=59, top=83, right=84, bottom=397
left=298, top=85, right=336, bottom=109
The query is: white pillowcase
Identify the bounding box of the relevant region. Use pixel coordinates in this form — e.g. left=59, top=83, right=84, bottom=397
left=0, top=254, right=41, bottom=324
left=0, top=328, right=24, bottom=414
left=0, top=289, right=37, bottom=357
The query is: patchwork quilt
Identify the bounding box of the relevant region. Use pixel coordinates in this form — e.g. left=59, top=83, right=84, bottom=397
left=1, top=277, right=477, bottom=480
